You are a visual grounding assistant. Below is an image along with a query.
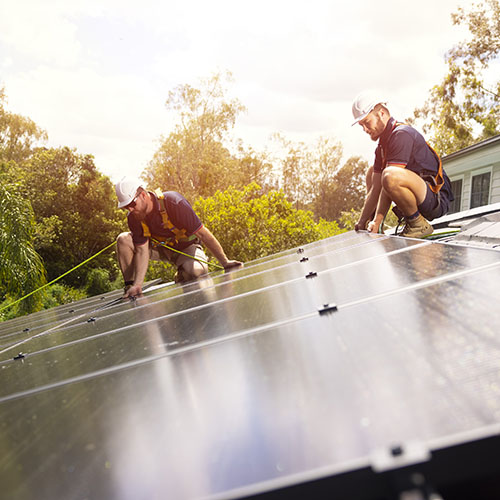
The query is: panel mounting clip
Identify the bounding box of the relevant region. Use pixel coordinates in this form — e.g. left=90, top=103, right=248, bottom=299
left=370, top=441, right=431, bottom=472
left=318, top=303, right=338, bottom=315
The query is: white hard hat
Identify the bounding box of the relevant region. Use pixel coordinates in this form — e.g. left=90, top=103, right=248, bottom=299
left=351, top=90, right=387, bottom=126
left=115, top=176, right=144, bottom=208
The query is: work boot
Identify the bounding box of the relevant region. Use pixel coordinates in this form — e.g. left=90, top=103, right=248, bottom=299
left=174, top=269, right=191, bottom=283
left=400, top=214, right=433, bottom=238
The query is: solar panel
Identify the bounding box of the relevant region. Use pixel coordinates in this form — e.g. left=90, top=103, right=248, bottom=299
left=1, top=232, right=500, bottom=499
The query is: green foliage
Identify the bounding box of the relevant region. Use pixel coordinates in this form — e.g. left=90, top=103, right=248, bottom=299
left=194, top=183, right=344, bottom=262
left=39, top=283, right=87, bottom=310
left=85, top=268, right=113, bottom=296
left=339, top=209, right=361, bottom=231
left=145, top=261, right=177, bottom=283
left=1, top=283, right=87, bottom=320
left=413, top=0, right=500, bottom=154
left=0, top=181, right=46, bottom=314
left=315, top=217, right=347, bottom=239
left=17, top=146, right=123, bottom=286
left=312, top=155, right=368, bottom=222
left=0, top=90, right=122, bottom=318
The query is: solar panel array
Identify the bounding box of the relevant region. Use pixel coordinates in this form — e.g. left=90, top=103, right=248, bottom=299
left=1, top=232, right=500, bottom=499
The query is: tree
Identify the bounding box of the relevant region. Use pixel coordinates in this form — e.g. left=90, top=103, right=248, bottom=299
left=0, top=180, right=46, bottom=316
left=145, top=72, right=243, bottom=200
left=0, top=89, right=123, bottom=317
left=0, top=89, right=48, bottom=316
left=273, top=134, right=311, bottom=210
left=19, top=147, right=123, bottom=286
left=273, top=135, right=344, bottom=210
left=273, top=135, right=367, bottom=222
left=144, top=72, right=273, bottom=200
left=413, top=0, right=500, bottom=154
left=314, top=155, right=367, bottom=223
left=193, top=183, right=343, bottom=263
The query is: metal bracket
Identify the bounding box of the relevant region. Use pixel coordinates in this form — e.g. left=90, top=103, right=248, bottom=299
left=371, top=441, right=431, bottom=472
left=318, top=303, right=338, bottom=315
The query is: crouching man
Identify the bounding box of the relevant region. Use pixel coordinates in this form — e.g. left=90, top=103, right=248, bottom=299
left=352, top=91, right=454, bottom=237
left=115, top=177, right=242, bottom=297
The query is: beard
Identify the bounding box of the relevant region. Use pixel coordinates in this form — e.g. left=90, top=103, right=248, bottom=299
left=131, top=210, right=147, bottom=222
left=368, top=115, right=386, bottom=141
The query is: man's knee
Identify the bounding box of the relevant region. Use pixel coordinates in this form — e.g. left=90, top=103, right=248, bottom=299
left=181, top=260, right=208, bottom=279
left=381, top=167, right=404, bottom=192
left=117, top=231, right=132, bottom=243
left=191, top=261, right=208, bottom=278
left=116, top=232, right=133, bottom=251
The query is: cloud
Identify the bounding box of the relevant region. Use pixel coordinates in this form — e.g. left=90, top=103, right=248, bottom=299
left=0, top=2, right=81, bottom=67
left=0, top=0, right=474, bottom=180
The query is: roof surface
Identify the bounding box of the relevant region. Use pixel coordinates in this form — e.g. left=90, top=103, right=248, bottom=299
left=442, top=133, right=500, bottom=162
left=1, top=232, right=500, bottom=499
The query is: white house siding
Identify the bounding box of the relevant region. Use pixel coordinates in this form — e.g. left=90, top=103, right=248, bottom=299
left=442, top=136, right=500, bottom=212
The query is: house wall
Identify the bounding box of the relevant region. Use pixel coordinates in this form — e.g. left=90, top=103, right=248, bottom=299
left=442, top=138, right=500, bottom=212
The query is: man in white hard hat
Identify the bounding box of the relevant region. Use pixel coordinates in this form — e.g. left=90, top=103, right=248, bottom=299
left=115, top=177, right=242, bottom=297
left=351, top=90, right=454, bottom=237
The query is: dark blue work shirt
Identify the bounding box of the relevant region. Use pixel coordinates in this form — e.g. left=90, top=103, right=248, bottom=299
left=373, top=118, right=453, bottom=201
left=127, top=191, right=202, bottom=250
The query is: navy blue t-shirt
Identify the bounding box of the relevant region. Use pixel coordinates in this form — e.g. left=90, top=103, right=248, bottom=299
left=128, top=191, right=202, bottom=250
left=373, top=118, right=453, bottom=201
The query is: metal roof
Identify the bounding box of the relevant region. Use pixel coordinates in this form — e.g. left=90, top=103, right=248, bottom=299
left=442, top=134, right=500, bottom=162
left=1, top=232, right=500, bottom=499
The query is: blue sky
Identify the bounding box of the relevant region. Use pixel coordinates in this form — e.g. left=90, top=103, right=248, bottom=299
left=0, top=0, right=471, bottom=182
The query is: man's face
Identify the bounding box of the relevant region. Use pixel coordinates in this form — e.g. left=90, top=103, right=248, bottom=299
left=126, top=191, right=147, bottom=221
left=358, top=109, right=386, bottom=141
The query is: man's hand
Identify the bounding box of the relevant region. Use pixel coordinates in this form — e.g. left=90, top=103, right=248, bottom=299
left=355, top=219, right=368, bottom=231
left=124, top=283, right=143, bottom=299
left=222, top=260, right=243, bottom=270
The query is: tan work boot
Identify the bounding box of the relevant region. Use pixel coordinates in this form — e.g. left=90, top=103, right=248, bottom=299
left=400, top=214, right=433, bottom=238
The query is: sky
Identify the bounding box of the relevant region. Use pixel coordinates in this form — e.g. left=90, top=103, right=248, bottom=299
left=0, top=0, right=472, bottom=183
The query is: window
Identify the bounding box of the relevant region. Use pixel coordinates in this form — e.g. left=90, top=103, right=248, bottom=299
left=449, top=179, right=463, bottom=213
left=470, top=171, right=491, bottom=208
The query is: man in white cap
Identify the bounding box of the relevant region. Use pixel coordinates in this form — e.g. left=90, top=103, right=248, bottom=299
left=114, top=177, right=242, bottom=297
left=351, top=90, right=454, bottom=237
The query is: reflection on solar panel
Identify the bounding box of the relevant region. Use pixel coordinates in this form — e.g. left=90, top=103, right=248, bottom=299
left=2, top=231, right=500, bottom=500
